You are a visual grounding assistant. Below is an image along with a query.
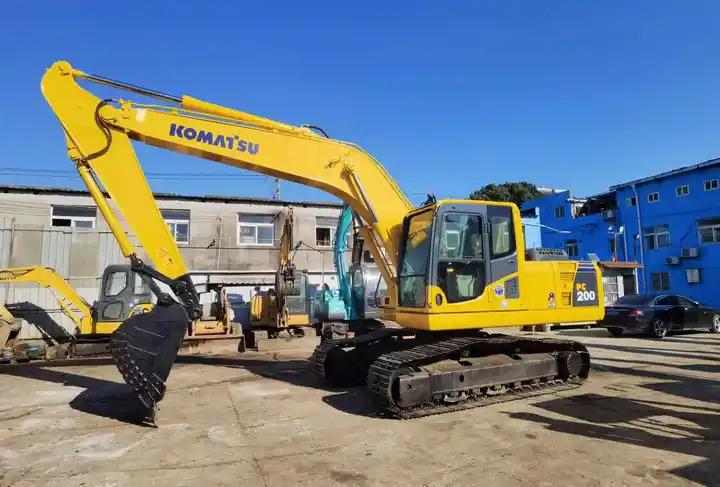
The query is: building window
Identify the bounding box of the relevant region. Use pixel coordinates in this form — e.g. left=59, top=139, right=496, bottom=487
left=565, top=239, right=578, bottom=258
left=644, top=225, right=670, bottom=250
left=160, top=209, right=190, bottom=244
left=237, top=214, right=275, bottom=246
left=651, top=272, right=670, bottom=291
left=315, top=216, right=338, bottom=247
left=647, top=192, right=660, bottom=203
left=554, top=207, right=564, bottom=218
left=698, top=217, right=720, bottom=244
left=704, top=179, right=719, bottom=191
left=686, top=268, right=701, bottom=284
left=625, top=196, right=637, bottom=207
left=51, top=206, right=96, bottom=229
left=675, top=185, right=689, bottom=197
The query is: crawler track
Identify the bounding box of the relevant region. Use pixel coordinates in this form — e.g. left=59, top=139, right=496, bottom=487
left=313, top=332, right=590, bottom=418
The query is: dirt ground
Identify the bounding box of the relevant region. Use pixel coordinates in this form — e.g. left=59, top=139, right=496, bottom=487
left=1, top=328, right=718, bottom=486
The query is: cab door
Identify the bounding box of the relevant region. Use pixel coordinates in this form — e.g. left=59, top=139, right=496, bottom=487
left=487, top=205, right=519, bottom=304
left=429, top=204, right=488, bottom=306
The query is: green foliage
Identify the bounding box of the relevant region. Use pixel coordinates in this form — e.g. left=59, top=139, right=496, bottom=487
left=469, top=182, right=540, bottom=207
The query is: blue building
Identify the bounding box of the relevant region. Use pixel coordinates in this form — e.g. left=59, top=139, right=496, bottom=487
left=522, top=158, right=720, bottom=306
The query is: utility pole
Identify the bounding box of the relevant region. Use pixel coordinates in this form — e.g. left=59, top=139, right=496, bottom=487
left=273, top=178, right=280, bottom=201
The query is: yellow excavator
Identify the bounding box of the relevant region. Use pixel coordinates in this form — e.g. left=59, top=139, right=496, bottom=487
left=0, top=265, right=241, bottom=357
left=248, top=207, right=312, bottom=342
left=42, top=61, right=604, bottom=418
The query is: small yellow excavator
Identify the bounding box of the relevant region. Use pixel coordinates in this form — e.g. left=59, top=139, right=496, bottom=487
left=42, top=61, right=604, bottom=418
left=0, top=265, right=242, bottom=357
left=0, top=265, right=152, bottom=336
left=248, top=207, right=312, bottom=344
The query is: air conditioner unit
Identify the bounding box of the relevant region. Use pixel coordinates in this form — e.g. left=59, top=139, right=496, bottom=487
left=666, top=256, right=680, bottom=265
left=601, top=209, right=616, bottom=221
left=681, top=247, right=699, bottom=258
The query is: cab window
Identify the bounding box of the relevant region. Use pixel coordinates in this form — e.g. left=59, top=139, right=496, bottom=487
left=399, top=210, right=433, bottom=307
left=437, top=213, right=485, bottom=303
left=488, top=206, right=515, bottom=259
left=133, top=275, right=150, bottom=295
left=104, top=271, right=128, bottom=297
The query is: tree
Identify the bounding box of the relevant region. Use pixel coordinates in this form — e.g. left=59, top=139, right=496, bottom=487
left=469, top=182, right=540, bottom=207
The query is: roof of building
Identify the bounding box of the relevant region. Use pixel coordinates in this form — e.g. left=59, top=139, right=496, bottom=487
left=0, top=184, right=343, bottom=209
left=610, top=157, right=720, bottom=190
left=599, top=261, right=643, bottom=269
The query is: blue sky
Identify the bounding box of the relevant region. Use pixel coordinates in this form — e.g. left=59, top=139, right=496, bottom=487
left=3, top=1, right=720, bottom=205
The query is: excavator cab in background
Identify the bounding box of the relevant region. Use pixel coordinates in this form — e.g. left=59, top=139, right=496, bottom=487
left=0, top=265, right=152, bottom=337
left=92, top=264, right=153, bottom=332
left=41, top=61, right=604, bottom=418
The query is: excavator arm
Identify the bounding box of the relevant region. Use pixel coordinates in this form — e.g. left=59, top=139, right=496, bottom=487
left=0, top=266, right=93, bottom=334
left=41, top=61, right=413, bottom=413
left=41, top=61, right=413, bottom=307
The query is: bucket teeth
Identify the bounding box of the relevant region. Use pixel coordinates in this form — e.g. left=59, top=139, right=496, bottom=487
left=109, top=302, right=188, bottom=409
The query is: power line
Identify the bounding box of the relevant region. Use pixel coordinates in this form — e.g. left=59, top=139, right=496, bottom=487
left=0, top=167, right=270, bottom=181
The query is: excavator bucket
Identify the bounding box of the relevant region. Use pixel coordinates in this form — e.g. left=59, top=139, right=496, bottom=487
left=109, top=301, right=189, bottom=411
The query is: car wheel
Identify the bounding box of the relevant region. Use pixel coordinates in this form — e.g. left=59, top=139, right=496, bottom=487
left=709, top=314, right=720, bottom=334
left=607, top=327, right=624, bottom=337
left=649, top=318, right=667, bottom=339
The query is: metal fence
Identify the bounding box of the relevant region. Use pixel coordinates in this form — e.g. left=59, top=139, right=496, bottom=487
left=0, top=224, right=126, bottom=338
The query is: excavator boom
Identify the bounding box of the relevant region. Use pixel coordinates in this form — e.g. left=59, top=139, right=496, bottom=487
left=0, top=266, right=93, bottom=333
left=42, top=61, right=412, bottom=302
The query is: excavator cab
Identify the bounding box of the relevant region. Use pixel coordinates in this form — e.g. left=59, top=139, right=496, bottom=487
left=93, top=265, right=153, bottom=330
left=398, top=201, right=512, bottom=310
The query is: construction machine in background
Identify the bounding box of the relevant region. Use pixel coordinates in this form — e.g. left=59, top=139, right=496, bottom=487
left=313, top=204, right=385, bottom=338
left=42, top=61, right=604, bottom=418
left=247, top=207, right=311, bottom=346
left=0, top=265, right=243, bottom=359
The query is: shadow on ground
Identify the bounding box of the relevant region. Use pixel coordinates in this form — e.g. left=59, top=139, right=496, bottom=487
left=0, top=363, right=154, bottom=425
left=0, top=351, right=381, bottom=422
left=509, top=346, right=720, bottom=485
left=555, top=327, right=720, bottom=343
left=175, top=355, right=382, bottom=417
left=589, top=342, right=720, bottom=361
